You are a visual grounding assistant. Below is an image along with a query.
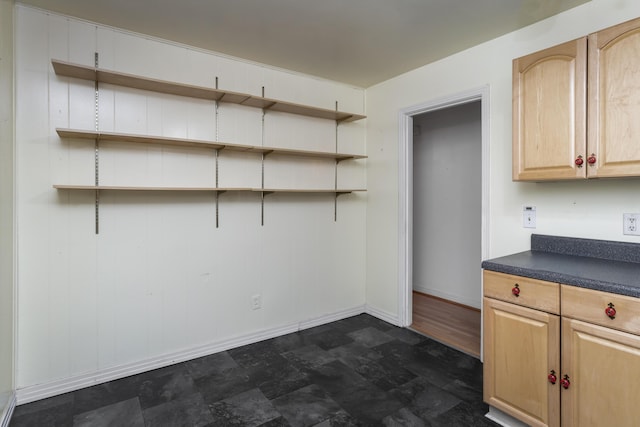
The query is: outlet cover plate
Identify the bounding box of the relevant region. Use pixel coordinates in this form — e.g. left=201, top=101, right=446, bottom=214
left=623, top=213, right=640, bottom=236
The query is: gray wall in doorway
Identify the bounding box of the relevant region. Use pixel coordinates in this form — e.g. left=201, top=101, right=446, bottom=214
left=413, top=101, right=481, bottom=308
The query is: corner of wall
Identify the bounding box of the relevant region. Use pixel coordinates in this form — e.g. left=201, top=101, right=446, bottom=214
left=0, top=0, right=16, bottom=409
left=0, top=392, right=16, bottom=427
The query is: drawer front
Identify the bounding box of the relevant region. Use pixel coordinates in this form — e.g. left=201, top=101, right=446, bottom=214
left=483, top=270, right=560, bottom=314
left=561, top=285, right=640, bottom=335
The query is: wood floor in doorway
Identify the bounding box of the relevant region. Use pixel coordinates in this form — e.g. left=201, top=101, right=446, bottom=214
left=411, top=291, right=481, bottom=358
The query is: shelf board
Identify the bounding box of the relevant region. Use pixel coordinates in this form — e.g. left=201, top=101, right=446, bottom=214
left=56, top=128, right=367, bottom=161
left=53, top=185, right=253, bottom=192
left=261, top=146, right=367, bottom=161
left=52, top=60, right=366, bottom=123
left=53, top=185, right=365, bottom=194
left=256, top=188, right=366, bottom=194
left=57, top=128, right=227, bottom=150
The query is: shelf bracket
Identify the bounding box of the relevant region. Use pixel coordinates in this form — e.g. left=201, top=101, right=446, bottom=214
left=336, top=114, right=354, bottom=124
left=262, top=100, right=276, bottom=111
left=233, top=94, right=252, bottom=104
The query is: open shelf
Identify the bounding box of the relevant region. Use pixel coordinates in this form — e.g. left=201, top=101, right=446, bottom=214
left=52, top=59, right=366, bottom=123
left=257, top=188, right=365, bottom=194
left=53, top=185, right=365, bottom=194
left=53, top=185, right=253, bottom=192
left=57, top=128, right=367, bottom=161
left=52, top=56, right=366, bottom=230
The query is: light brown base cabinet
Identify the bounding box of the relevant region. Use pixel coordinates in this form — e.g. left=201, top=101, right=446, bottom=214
left=483, top=271, right=561, bottom=427
left=483, top=270, right=640, bottom=427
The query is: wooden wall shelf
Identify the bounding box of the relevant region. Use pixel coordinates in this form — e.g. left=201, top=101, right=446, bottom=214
left=56, top=128, right=367, bottom=161
left=53, top=185, right=364, bottom=194
left=52, top=60, right=366, bottom=123
left=53, top=185, right=251, bottom=192
left=52, top=56, right=366, bottom=230
left=258, top=189, right=365, bottom=195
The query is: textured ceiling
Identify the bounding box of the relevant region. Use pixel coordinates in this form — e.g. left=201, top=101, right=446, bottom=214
left=18, top=0, right=589, bottom=87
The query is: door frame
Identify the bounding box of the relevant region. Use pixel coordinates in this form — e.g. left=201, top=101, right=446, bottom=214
left=397, top=86, right=491, bottom=342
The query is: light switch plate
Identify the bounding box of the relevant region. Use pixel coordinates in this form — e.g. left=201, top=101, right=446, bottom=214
left=523, top=206, right=536, bottom=228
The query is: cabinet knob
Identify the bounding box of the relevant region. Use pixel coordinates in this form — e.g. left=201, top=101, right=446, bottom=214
left=511, top=284, right=520, bottom=297
left=587, top=154, right=596, bottom=165
left=560, top=374, right=571, bottom=389
left=605, top=302, right=616, bottom=319
left=548, top=370, right=557, bottom=385
left=575, top=155, right=584, bottom=167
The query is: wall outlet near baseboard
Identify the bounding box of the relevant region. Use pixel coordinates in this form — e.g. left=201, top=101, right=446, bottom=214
left=623, top=213, right=640, bottom=236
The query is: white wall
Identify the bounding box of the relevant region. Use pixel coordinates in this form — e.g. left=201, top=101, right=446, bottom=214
left=366, top=0, right=640, bottom=320
left=14, top=5, right=366, bottom=400
left=413, top=102, right=481, bottom=308
left=0, top=0, right=15, bottom=419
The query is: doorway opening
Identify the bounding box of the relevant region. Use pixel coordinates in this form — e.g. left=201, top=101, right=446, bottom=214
left=397, top=87, right=490, bottom=360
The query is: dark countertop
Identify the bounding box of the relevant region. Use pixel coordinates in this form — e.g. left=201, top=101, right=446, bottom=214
left=481, top=234, right=640, bottom=298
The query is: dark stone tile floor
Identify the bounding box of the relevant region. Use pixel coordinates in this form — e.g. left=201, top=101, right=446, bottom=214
left=9, top=314, right=498, bottom=427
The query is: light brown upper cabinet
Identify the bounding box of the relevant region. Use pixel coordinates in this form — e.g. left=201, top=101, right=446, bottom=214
left=513, top=38, right=587, bottom=181
left=513, top=17, right=640, bottom=181
left=588, top=18, right=640, bottom=178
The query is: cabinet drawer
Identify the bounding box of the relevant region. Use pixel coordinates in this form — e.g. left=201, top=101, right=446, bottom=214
left=483, top=270, right=560, bottom=314
left=561, top=285, right=640, bottom=335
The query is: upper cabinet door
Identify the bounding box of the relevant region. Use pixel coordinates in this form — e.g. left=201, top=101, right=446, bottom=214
left=588, top=17, right=640, bottom=178
left=513, top=38, right=587, bottom=181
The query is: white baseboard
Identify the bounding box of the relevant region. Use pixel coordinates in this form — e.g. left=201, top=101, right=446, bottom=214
left=0, top=392, right=16, bottom=427
left=413, top=286, right=481, bottom=310
left=16, top=305, right=367, bottom=405
left=485, top=406, right=530, bottom=427
left=365, top=304, right=400, bottom=326
left=299, top=305, right=366, bottom=331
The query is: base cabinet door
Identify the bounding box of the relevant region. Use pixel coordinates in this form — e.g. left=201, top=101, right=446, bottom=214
left=561, top=317, right=640, bottom=427
left=484, top=297, right=561, bottom=427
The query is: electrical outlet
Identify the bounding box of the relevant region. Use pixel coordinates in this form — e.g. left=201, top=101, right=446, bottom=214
left=523, top=206, right=536, bottom=228
left=623, top=213, right=640, bottom=236
left=251, top=294, right=262, bottom=310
